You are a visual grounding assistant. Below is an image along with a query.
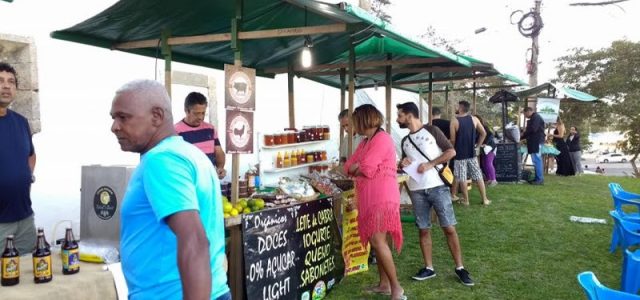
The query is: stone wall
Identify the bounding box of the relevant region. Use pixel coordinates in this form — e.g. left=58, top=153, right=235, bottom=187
left=0, top=33, right=40, bottom=134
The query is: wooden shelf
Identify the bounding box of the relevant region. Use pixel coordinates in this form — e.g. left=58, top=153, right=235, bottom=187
left=263, top=161, right=328, bottom=173
left=261, top=140, right=328, bottom=149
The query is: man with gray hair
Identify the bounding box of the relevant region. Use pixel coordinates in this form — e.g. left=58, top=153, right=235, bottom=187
left=338, top=109, right=363, bottom=163
left=110, top=79, right=229, bottom=300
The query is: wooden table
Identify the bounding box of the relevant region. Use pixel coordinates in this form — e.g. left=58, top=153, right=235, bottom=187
left=0, top=251, right=117, bottom=299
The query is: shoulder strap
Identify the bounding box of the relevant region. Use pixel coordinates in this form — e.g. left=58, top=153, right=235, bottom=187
left=407, top=132, right=443, bottom=172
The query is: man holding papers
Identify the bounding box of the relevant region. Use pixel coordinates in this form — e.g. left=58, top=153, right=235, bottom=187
left=396, top=102, right=475, bottom=287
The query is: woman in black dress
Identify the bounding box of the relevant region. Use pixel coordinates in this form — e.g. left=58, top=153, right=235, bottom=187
left=552, top=117, right=575, bottom=176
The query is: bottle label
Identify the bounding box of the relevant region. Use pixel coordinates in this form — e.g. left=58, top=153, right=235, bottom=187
left=2, top=257, right=20, bottom=279
left=62, top=248, right=80, bottom=271
left=33, top=255, right=52, bottom=278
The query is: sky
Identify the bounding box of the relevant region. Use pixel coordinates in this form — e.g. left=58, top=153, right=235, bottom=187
left=1, top=0, right=639, bottom=235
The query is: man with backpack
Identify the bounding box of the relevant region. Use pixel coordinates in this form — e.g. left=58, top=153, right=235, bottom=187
left=396, top=102, right=475, bottom=287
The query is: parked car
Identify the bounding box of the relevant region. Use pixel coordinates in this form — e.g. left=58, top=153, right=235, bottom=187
left=596, top=153, right=629, bottom=163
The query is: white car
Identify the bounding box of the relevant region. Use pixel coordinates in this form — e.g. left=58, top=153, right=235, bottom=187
left=596, top=153, right=629, bottom=163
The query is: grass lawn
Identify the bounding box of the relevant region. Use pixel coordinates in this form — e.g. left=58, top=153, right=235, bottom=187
left=328, top=174, right=639, bottom=299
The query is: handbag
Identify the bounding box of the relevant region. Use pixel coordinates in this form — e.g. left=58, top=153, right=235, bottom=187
left=407, top=135, right=454, bottom=187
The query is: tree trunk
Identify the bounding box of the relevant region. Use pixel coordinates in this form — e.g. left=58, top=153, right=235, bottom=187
left=630, top=153, right=639, bottom=178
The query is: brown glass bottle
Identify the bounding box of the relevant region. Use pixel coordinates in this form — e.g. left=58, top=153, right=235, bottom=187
left=1, top=235, right=20, bottom=286
left=32, top=230, right=52, bottom=283
left=61, top=228, right=80, bottom=275
left=36, top=227, right=50, bottom=249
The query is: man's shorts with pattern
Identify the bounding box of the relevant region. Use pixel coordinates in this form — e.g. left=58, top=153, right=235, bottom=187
left=454, top=158, right=483, bottom=181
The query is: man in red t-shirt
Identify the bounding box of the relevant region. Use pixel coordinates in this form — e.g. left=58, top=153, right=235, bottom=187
left=175, top=92, right=226, bottom=179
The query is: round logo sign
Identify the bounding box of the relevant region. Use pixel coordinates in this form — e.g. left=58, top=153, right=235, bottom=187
left=312, top=280, right=326, bottom=300
left=300, top=291, right=310, bottom=300
left=94, top=186, right=117, bottom=220
left=227, top=71, right=253, bottom=105
left=228, top=114, right=251, bottom=148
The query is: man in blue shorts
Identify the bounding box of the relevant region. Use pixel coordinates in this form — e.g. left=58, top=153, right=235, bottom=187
left=396, top=102, right=474, bottom=287
left=0, top=62, right=37, bottom=255
left=110, top=79, right=229, bottom=299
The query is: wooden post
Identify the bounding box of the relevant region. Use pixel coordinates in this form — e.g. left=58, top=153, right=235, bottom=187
left=428, top=72, right=433, bottom=125
left=347, top=39, right=355, bottom=157
left=527, top=0, right=542, bottom=111
left=229, top=1, right=244, bottom=299
left=161, top=30, right=172, bottom=96
left=288, top=64, right=295, bottom=128
left=418, top=87, right=423, bottom=123
left=339, top=68, right=346, bottom=158
left=472, top=76, right=477, bottom=115
left=385, top=53, right=392, bottom=132
left=445, top=85, right=450, bottom=119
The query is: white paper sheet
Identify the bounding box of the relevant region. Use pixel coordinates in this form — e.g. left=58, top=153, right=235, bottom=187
left=403, top=161, right=426, bottom=183
left=483, top=145, right=493, bottom=155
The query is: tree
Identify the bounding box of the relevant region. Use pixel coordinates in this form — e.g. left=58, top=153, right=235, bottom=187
left=419, top=26, right=464, bottom=54
left=554, top=40, right=640, bottom=176
left=370, top=0, right=392, bottom=23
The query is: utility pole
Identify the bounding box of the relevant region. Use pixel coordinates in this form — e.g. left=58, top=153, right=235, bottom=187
left=527, top=0, right=542, bottom=110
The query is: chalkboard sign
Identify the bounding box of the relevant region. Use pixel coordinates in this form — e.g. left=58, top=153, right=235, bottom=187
left=495, top=143, right=519, bottom=182
left=242, top=197, right=344, bottom=300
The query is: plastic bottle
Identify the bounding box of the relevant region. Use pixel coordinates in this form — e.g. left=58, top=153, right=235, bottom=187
left=276, top=152, right=283, bottom=168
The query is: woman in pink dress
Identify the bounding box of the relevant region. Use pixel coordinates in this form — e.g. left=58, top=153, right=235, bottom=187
left=344, top=104, right=405, bottom=300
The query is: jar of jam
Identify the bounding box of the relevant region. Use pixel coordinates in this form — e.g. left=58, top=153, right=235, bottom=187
left=264, top=133, right=274, bottom=146
left=274, top=133, right=283, bottom=145
left=287, top=131, right=296, bottom=144
left=306, top=127, right=314, bottom=141
left=322, top=126, right=330, bottom=140
left=306, top=153, right=314, bottom=163
left=299, top=130, right=307, bottom=142
left=295, top=131, right=302, bottom=143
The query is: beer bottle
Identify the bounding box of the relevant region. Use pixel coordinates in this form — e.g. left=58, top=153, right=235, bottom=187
left=1, top=235, right=20, bottom=286
left=32, top=230, right=52, bottom=283
left=36, top=227, right=50, bottom=248
left=61, top=228, right=80, bottom=275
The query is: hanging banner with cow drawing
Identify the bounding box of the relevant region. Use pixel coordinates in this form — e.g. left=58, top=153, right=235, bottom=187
left=225, top=64, right=255, bottom=110
left=226, top=109, right=254, bottom=154
left=225, top=64, right=255, bottom=153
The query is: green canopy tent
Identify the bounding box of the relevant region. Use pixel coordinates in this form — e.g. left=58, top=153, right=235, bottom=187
left=514, top=82, right=599, bottom=102
left=50, top=0, right=518, bottom=127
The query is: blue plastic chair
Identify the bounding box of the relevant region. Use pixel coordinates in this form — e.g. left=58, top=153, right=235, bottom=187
left=609, top=183, right=640, bottom=218
left=609, top=210, right=640, bottom=253
left=622, top=249, right=640, bottom=294
left=608, top=183, right=640, bottom=252
left=609, top=183, right=640, bottom=200
left=577, top=271, right=640, bottom=300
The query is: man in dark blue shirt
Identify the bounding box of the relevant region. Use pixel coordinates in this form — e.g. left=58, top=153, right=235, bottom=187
left=521, top=107, right=546, bottom=184
left=450, top=101, right=490, bottom=206
left=0, top=62, right=37, bottom=255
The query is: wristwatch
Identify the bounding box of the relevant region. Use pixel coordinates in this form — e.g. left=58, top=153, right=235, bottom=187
left=31, top=175, right=36, bottom=183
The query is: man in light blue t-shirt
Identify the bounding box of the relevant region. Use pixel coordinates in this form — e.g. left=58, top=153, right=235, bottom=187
left=110, top=79, right=229, bottom=300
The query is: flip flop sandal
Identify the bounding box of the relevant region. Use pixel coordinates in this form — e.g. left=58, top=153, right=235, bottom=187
left=392, top=294, right=408, bottom=300
left=364, top=286, right=391, bottom=296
